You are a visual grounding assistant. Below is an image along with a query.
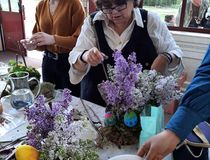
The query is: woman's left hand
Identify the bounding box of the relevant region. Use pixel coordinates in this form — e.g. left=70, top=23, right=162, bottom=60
left=151, top=54, right=169, bottom=74
left=30, top=32, right=55, bottom=46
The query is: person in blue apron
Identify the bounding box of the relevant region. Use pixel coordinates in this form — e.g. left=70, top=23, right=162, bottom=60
left=69, top=0, right=182, bottom=107
left=138, top=45, right=210, bottom=160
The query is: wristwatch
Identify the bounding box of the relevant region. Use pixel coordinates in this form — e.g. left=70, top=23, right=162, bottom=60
left=161, top=52, right=173, bottom=64
left=79, top=50, right=88, bottom=64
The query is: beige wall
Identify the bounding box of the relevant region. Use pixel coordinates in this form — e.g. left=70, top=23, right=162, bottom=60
left=171, top=31, right=210, bottom=82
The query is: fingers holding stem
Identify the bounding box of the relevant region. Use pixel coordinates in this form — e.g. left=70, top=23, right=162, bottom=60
left=83, top=47, right=108, bottom=66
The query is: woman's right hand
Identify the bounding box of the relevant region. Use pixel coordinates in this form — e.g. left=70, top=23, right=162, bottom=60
left=137, top=130, right=180, bottom=160
left=82, top=47, right=108, bottom=66
left=20, top=39, right=37, bottom=51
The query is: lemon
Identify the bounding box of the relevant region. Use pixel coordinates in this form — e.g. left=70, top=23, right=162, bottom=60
left=15, top=144, right=39, bottom=160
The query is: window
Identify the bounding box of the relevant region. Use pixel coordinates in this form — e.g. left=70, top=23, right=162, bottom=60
left=142, top=0, right=210, bottom=34
left=0, top=0, right=20, bottom=12
left=10, top=0, right=19, bottom=12
left=0, top=0, right=9, bottom=11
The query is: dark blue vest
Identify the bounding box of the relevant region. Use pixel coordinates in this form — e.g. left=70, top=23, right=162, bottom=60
left=81, top=9, right=158, bottom=106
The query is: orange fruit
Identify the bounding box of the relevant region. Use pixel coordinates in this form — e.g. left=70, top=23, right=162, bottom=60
left=15, top=144, right=39, bottom=160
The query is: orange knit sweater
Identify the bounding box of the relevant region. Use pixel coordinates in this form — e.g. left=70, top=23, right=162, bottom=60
left=32, top=0, right=85, bottom=54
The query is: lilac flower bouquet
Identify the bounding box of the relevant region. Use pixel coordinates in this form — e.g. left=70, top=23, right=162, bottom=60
left=98, top=51, right=143, bottom=112
left=26, top=89, right=99, bottom=160
left=98, top=51, right=182, bottom=145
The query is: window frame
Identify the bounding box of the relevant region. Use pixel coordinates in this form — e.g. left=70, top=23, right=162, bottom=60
left=0, top=0, right=21, bottom=13
left=140, top=0, right=210, bottom=34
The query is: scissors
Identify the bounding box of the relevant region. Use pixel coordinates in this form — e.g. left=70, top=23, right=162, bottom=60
left=80, top=98, right=104, bottom=141
left=0, top=135, right=27, bottom=152
left=0, top=139, right=25, bottom=160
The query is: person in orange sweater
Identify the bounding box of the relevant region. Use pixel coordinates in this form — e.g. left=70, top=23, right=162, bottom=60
left=21, top=0, right=85, bottom=97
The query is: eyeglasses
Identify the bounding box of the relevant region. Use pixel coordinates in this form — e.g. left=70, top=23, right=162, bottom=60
left=101, top=3, right=127, bottom=14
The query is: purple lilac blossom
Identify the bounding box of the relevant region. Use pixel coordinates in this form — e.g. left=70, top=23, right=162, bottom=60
left=98, top=81, right=120, bottom=106
left=26, top=89, right=73, bottom=149
left=99, top=51, right=143, bottom=111
left=113, top=51, right=142, bottom=109
left=99, top=51, right=182, bottom=113
left=26, top=99, right=54, bottom=149
left=113, top=50, right=129, bottom=85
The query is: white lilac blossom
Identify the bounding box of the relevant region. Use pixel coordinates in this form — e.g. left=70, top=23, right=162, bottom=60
left=98, top=51, right=183, bottom=114
left=26, top=89, right=99, bottom=160
left=138, top=70, right=182, bottom=106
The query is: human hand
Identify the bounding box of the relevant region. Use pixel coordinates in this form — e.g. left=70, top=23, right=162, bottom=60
left=82, top=47, right=108, bottom=66
left=137, top=130, right=180, bottom=160
left=20, top=38, right=37, bottom=51
left=30, top=32, right=55, bottom=46
left=151, top=54, right=169, bottom=75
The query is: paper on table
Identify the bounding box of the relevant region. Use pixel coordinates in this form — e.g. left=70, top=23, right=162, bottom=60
left=0, top=95, right=27, bottom=140
left=0, top=113, right=26, bottom=136
left=0, top=62, right=9, bottom=76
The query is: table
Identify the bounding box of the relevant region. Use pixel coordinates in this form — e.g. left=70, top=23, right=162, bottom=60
left=0, top=95, right=172, bottom=160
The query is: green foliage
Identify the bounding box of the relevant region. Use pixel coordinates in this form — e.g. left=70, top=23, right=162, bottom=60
left=144, top=0, right=179, bottom=7
left=8, top=60, right=17, bottom=66
left=8, top=60, right=41, bottom=80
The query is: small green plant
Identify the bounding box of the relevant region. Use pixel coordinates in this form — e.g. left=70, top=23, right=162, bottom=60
left=8, top=60, right=41, bottom=80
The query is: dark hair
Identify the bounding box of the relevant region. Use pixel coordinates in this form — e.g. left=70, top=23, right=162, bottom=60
left=164, top=15, right=174, bottom=23
left=95, top=0, right=139, bottom=9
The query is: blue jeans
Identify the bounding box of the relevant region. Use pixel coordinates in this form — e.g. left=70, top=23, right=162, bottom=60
left=42, top=50, right=80, bottom=97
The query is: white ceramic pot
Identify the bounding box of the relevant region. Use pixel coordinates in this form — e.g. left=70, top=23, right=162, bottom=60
left=108, top=154, right=143, bottom=160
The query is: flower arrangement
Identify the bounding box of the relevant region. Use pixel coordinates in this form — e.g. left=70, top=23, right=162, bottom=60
left=26, top=89, right=99, bottom=160
left=98, top=51, right=182, bottom=146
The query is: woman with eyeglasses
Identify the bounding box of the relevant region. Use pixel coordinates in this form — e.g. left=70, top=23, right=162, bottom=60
left=69, top=0, right=183, bottom=106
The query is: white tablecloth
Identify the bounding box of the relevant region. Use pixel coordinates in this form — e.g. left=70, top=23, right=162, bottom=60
left=0, top=95, right=173, bottom=160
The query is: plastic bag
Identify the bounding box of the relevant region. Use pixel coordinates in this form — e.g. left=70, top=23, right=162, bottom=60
left=139, top=105, right=164, bottom=146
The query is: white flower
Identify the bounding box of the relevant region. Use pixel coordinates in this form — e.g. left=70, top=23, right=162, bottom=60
left=73, top=119, right=98, bottom=141
left=49, top=150, right=55, bottom=160
left=41, top=109, right=99, bottom=159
